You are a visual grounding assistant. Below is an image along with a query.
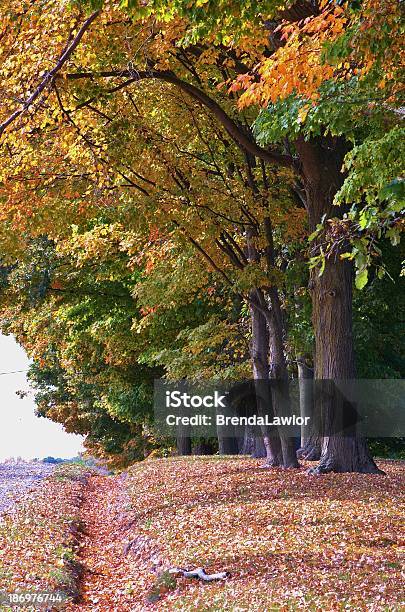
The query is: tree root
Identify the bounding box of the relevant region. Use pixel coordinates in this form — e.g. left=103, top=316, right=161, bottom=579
left=259, top=460, right=281, bottom=469
left=297, top=445, right=321, bottom=461
left=307, top=463, right=385, bottom=475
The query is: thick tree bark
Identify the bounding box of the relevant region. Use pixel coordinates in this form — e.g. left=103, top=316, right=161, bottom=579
left=217, top=432, right=240, bottom=455
left=192, top=440, right=215, bottom=455
left=308, top=259, right=382, bottom=473
left=265, top=287, right=300, bottom=468
left=250, top=296, right=284, bottom=466
left=297, top=358, right=314, bottom=448
left=269, top=287, right=299, bottom=468
left=296, top=357, right=321, bottom=460
left=216, top=403, right=240, bottom=455
left=263, top=218, right=299, bottom=468
left=295, top=137, right=382, bottom=474
left=176, top=431, right=192, bottom=456
left=239, top=425, right=267, bottom=458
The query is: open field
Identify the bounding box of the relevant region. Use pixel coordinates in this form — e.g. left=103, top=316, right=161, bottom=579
left=0, top=462, right=54, bottom=516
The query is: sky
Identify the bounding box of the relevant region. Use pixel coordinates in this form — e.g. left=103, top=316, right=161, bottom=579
left=0, top=334, right=84, bottom=461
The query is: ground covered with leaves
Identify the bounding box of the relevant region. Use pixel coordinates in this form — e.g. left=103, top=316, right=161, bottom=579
left=122, top=457, right=404, bottom=611
left=0, top=458, right=403, bottom=610
left=0, top=463, right=93, bottom=605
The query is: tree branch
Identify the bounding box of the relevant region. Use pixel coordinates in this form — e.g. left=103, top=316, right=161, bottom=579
left=0, top=10, right=100, bottom=138
left=63, top=68, right=294, bottom=168
left=168, top=567, right=229, bottom=581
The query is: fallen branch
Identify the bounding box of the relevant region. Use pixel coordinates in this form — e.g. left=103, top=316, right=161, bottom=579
left=168, top=567, right=229, bottom=581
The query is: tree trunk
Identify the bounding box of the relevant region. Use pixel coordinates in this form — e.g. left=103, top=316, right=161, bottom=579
left=309, top=258, right=382, bottom=473
left=192, top=440, right=215, bottom=455
left=216, top=402, right=240, bottom=454
left=297, top=357, right=313, bottom=448
left=176, top=431, right=191, bottom=456
left=296, top=357, right=321, bottom=460
left=295, top=136, right=382, bottom=474
left=239, top=425, right=267, bottom=458
left=266, top=287, right=300, bottom=468
left=217, top=432, right=239, bottom=455
left=263, top=218, right=299, bottom=468
left=250, top=295, right=284, bottom=466
left=252, top=434, right=267, bottom=458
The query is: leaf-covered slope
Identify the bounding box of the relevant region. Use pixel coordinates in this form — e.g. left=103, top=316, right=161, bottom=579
left=123, top=457, right=404, bottom=610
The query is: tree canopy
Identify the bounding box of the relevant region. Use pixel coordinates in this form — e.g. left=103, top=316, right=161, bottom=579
left=0, top=0, right=403, bottom=469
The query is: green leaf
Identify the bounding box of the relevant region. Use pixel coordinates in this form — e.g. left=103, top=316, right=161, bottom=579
left=355, top=268, right=368, bottom=290
left=318, top=255, right=326, bottom=277
left=378, top=178, right=405, bottom=201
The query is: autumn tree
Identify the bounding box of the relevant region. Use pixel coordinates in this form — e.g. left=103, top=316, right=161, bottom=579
left=103, top=0, right=403, bottom=472
left=0, top=1, right=311, bottom=467
left=0, top=0, right=402, bottom=472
